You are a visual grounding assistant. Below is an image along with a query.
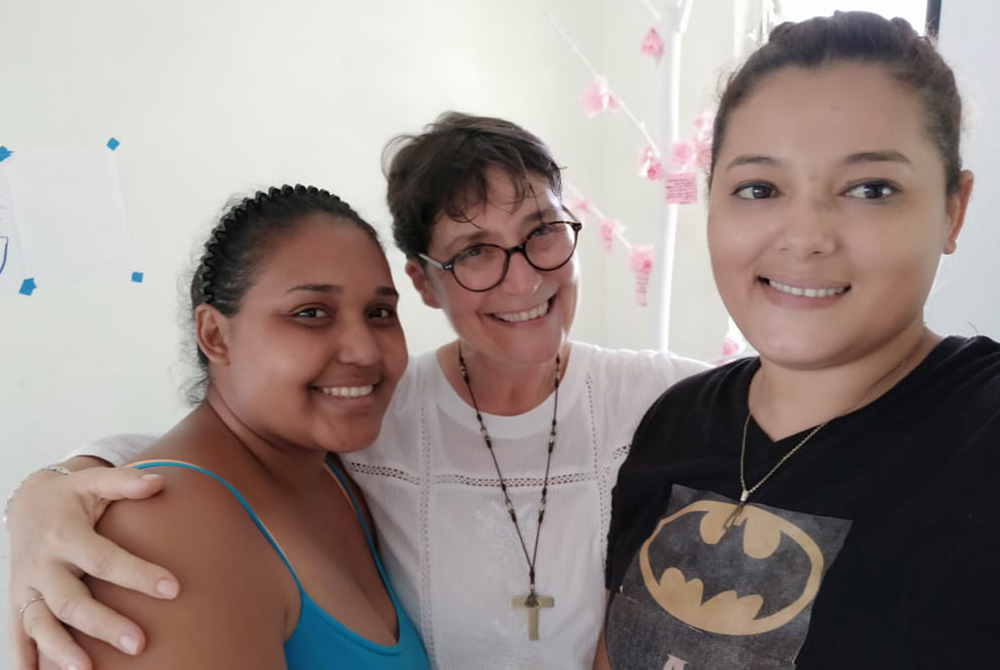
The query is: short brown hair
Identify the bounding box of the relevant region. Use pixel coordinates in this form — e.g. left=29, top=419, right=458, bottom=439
left=383, top=112, right=563, bottom=259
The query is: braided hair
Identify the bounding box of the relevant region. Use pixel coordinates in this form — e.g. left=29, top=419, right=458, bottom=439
left=186, top=184, right=381, bottom=401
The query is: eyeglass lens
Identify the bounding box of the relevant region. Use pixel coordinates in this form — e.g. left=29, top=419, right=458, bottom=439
left=453, top=222, right=577, bottom=291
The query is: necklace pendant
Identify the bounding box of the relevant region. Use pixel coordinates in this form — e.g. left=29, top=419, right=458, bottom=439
left=512, top=590, right=555, bottom=641
left=739, top=490, right=749, bottom=503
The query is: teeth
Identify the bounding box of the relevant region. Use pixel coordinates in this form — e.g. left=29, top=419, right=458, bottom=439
left=317, top=385, right=375, bottom=398
left=767, top=279, right=847, bottom=299
left=494, top=301, right=550, bottom=323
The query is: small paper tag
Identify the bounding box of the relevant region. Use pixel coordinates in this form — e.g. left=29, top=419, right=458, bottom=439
left=665, top=172, right=698, bottom=204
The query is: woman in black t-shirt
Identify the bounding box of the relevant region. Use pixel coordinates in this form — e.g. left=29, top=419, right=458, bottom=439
left=597, top=11, right=998, bottom=670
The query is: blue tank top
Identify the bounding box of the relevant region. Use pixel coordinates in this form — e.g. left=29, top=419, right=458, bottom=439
left=132, top=459, right=429, bottom=669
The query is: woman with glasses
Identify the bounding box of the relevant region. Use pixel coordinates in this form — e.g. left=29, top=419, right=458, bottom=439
left=7, top=112, right=707, bottom=670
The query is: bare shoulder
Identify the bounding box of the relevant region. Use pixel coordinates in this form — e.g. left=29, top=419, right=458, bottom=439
left=77, top=464, right=296, bottom=669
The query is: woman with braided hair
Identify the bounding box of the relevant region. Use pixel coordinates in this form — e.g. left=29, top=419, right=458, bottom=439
left=31, top=184, right=429, bottom=668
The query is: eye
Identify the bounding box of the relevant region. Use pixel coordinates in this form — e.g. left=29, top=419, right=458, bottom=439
left=733, top=183, right=778, bottom=200
left=844, top=180, right=897, bottom=200
left=293, top=307, right=330, bottom=319
left=530, top=223, right=558, bottom=237
left=457, top=245, right=487, bottom=261
left=368, top=306, right=397, bottom=321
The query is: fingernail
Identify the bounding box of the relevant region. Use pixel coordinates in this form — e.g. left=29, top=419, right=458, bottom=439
left=119, top=633, right=139, bottom=654
left=156, top=578, right=179, bottom=598
left=141, top=473, right=162, bottom=481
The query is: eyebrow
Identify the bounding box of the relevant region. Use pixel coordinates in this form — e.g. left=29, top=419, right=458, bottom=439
left=444, top=208, right=557, bottom=254
left=724, top=155, right=781, bottom=172
left=842, top=150, right=912, bottom=166
left=725, top=150, right=913, bottom=173
left=286, top=283, right=398, bottom=297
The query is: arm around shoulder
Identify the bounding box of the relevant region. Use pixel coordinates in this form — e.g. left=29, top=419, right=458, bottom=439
left=49, top=467, right=294, bottom=670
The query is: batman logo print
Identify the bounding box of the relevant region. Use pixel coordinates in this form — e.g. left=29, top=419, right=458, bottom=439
left=607, top=486, right=851, bottom=669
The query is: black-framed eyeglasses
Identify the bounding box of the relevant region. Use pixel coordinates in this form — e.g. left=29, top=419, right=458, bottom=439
left=419, top=220, right=583, bottom=292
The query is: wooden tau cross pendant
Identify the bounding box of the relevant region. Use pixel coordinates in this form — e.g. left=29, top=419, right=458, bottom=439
left=512, top=590, right=555, bottom=641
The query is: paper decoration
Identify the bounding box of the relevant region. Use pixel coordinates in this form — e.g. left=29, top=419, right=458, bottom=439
left=721, top=335, right=743, bottom=357
left=669, top=141, right=696, bottom=171
left=106, top=137, right=120, bottom=151
left=567, top=197, right=591, bottom=217
left=131, top=271, right=144, bottom=283
left=628, top=246, right=654, bottom=306
left=639, top=147, right=664, bottom=181
left=695, top=140, right=712, bottom=170
left=600, top=218, right=624, bottom=252
left=665, top=172, right=698, bottom=204
left=19, top=277, right=36, bottom=296
left=0, top=168, right=28, bottom=294
left=581, top=76, right=620, bottom=117
left=1, top=149, right=133, bottom=285
left=693, top=109, right=715, bottom=143
left=640, top=27, right=665, bottom=65
left=0, top=147, right=12, bottom=162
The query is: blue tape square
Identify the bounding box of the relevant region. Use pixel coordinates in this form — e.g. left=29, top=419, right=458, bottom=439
left=0, top=146, right=12, bottom=162
left=19, top=278, right=36, bottom=296
left=131, top=271, right=144, bottom=283
left=107, top=137, right=120, bottom=151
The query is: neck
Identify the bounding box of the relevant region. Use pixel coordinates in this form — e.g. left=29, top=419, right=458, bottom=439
left=198, top=387, right=331, bottom=492
left=749, top=325, right=936, bottom=441
left=439, top=340, right=570, bottom=416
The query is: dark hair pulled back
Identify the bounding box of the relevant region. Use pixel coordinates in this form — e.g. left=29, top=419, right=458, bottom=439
left=186, top=184, right=380, bottom=401
left=710, top=11, right=962, bottom=193
left=383, top=111, right=563, bottom=259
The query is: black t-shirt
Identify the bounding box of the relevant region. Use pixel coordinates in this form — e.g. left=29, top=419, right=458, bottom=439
left=605, top=336, right=1000, bottom=669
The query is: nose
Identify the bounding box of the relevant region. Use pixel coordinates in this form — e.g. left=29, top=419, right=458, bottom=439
left=777, top=195, right=838, bottom=258
left=335, top=316, right=381, bottom=367
left=499, top=248, right=543, bottom=295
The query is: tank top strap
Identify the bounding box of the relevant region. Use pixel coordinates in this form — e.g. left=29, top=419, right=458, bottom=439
left=130, top=459, right=305, bottom=593
left=322, top=458, right=400, bottom=607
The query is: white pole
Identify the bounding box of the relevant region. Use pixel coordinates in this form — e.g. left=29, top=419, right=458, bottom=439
left=653, top=0, right=692, bottom=350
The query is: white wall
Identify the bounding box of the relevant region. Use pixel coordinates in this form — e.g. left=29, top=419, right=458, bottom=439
left=925, top=1, right=1000, bottom=339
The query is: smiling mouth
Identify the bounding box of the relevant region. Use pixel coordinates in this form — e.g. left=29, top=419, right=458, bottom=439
left=761, top=278, right=850, bottom=299
left=314, top=384, right=376, bottom=398
left=491, top=298, right=552, bottom=323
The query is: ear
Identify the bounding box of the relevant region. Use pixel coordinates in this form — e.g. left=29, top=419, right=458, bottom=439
left=943, top=170, right=974, bottom=255
left=405, top=258, right=442, bottom=309
left=195, top=304, right=232, bottom=365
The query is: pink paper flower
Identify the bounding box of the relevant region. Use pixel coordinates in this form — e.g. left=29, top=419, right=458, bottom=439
left=566, top=198, right=592, bottom=219
left=669, top=141, right=695, bottom=171
left=640, top=27, right=664, bottom=65
left=695, top=140, right=713, bottom=170
left=581, top=76, right=619, bottom=117
left=639, top=147, right=664, bottom=181
left=628, top=245, right=654, bottom=275
left=721, top=334, right=744, bottom=358
left=693, top=109, right=715, bottom=144
left=628, top=245, right=654, bottom=307
left=599, top=218, right=624, bottom=252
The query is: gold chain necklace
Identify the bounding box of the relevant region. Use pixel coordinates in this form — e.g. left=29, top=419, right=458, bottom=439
left=457, top=344, right=560, bottom=641
left=732, top=338, right=924, bottom=522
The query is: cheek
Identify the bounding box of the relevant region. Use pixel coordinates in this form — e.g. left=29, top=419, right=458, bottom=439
left=381, top=329, right=409, bottom=379
left=707, top=217, right=751, bottom=281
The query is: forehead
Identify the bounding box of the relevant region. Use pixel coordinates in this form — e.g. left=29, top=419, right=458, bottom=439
left=254, top=214, right=391, bottom=288
left=719, top=63, right=937, bottom=165
left=431, top=170, right=561, bottom=247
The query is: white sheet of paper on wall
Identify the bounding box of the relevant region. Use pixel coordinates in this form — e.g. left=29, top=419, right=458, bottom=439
left=0, top=149, right=132, bottom=286
left=0, top=168, right=29, bottom=294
